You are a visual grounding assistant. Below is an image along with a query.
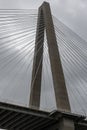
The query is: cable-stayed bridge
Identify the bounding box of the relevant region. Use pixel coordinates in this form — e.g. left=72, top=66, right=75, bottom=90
left=0, top=1, right=87, bottom=130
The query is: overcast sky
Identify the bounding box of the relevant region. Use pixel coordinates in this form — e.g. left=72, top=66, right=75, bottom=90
left=0, top=0, right=87, bottom=108
left=0, top=0, right=87, bottom=41
left=0, top=1, right=87, bottom=129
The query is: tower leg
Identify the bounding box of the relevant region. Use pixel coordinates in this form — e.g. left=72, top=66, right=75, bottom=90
left=42, top=2, right=70, bottom=111
left=29, top=8, right=44, bottom=109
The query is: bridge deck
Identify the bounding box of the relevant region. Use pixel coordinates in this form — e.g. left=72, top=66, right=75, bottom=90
left=0, top=102, right=87, bottom=130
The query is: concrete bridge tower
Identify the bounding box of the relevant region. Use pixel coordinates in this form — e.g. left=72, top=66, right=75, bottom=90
left=29, top=2, right=74, bottom=130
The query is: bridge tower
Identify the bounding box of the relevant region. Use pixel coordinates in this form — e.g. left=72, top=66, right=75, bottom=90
left=29, top=2, right=74, bottom=130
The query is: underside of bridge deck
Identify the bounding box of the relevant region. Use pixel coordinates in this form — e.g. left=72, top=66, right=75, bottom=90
left=0, top=102, right=87, bottom=130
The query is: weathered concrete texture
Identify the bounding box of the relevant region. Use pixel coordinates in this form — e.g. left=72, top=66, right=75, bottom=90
left=45, top=118, right=74, bottom=130
left=42, top=2, right=70, bottom=111
left=29, top=1, right=70, bottom=112
left=59, top=118, right=75, bottom=130
left=29, top=8, right=44, bottom=109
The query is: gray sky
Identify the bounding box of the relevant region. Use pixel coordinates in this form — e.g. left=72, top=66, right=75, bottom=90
left=0, top=1, right=87, bottom=129
left=0, top=0, right=87, bottom=41
left=0, top=0, right=87, bottom=107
